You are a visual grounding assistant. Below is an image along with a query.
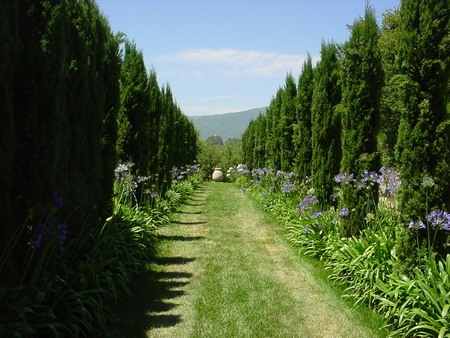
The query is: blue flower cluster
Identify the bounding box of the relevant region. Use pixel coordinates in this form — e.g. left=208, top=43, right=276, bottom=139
left=334, top=167, right=402, bottom=196
left=281, top=181, right=295, bottom=194
left=409, top=210, right=450, bottom=231
left=32, top=193, right=68, bottom=251
left=172, top=163, right=200, bottom=181
left=339, top=208, right=350, bottom=216
left=427, top=210, right=450, bottom=230
left=296, top=194, right=319, bottom=213
left=33, top=221, right=68, bottom=251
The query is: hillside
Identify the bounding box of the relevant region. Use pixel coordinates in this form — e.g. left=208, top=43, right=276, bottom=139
left=189, top=107, right=267, bottom=141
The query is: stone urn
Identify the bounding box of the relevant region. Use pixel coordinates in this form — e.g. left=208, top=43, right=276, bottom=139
left=212, top=168, right=224, bottom=182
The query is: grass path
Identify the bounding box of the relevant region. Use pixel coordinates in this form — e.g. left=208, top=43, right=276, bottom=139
left=110, top=182, right=388, bottom=337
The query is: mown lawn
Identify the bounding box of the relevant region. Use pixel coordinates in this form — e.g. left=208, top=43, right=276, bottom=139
left=109, top=182, right=388, bottom=338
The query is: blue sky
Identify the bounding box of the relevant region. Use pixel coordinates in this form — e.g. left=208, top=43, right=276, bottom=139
left=96, top=0, right=400, bottom=116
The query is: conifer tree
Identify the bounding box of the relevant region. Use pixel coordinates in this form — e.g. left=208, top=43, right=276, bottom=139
left=253, top=113, right=267, bottom=168
left=242, top=119, right=256, bottom=168
left=0, top=0, right=19, bottom=284
left=157, top=85, right=176, bottom=191
left=340, top=5, right=383, bottom=235
left=266, top=89, right=284, bottom=169
left=379, top=8, right=402, bottom=167
left=311, top=42, right=342, bottom=206
left=293, top=56, right=315, bottom=179
left=147, top=69, right=162, bottom=180
left=117, top=40, right=151, bottom=178
left=279, top=73, right=298, bottom=171
left=1, top=0, right=120, bottom=281
left=395, top=0, right=450, bottom=269
left=100, top=19, right=122, bottom=214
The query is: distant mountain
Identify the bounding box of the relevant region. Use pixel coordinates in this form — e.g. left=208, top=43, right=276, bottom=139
left=189, top=107, right=267, bottom=141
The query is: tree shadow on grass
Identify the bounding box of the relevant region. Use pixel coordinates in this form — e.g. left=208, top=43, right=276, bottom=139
left=171, top=220, right=207, bottom=225
left=158, top=235, right=205, bottom=242
left=174, top=210, right=203, bottom=215
left=152, top=256, right=196, bottom=265
left=106, top=258, right=196, bottom=337
left=180, top=201, right=205, bottom=207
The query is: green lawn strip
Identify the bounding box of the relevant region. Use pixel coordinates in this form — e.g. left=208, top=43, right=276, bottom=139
left=189, top=182, right=387, bottom=338
left=109, top=182, right=388, bottom=337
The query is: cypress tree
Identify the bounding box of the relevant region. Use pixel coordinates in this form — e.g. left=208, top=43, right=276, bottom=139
left=12, top=0, right=70, bottom=212
left=262, top=105, right=274, bottom=169
left=253, top=113, right=267, bottom=169
left=340, top=5, right=383, bottom=235
left=266, top=89, right=283, bottom=170
left=157, top=85, right=176, bottom=192
left=279, top=73, right=297, bottom=171
left=395, top=0, right=450, bottom=269
left=117, top=40, right=151, bottom=177
left=0, top=0, right=20, bottom=284
left=311, top=42, right=342, bottom=206
left=242, top=120, right=254, bottom=167
left=293, top=56, right=315, bottom=179
left=100, top=25, right=122, bottom=213
left=1, top=0, right=117, bottom=282
left=379, top=8, right=402, bottom=167
left=147, top=69, right=162, bottom=180
left=65, top=0, right=110, bottom=226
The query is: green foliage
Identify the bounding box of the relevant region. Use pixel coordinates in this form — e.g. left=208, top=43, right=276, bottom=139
left=0, top=0, right=123, bottom=286
left=197, top=139, right=243, bottom=181
left=374, top=253, right=450, bottom=338
left=340, top=5, right=383, bottom=235
left=236, top=166, right=450, bottom=337
left=242, top=113, right=267, bottom=168
left=205, top=135, right=224, bottom=145
left=293, top=56, right=315, bottom=179
left=394, top=0, right=450, bottom=272
left=0, top=0, right=199, bottom=336
left=311, top=41, right=342, bottom=206
left=117, top=40, right=152, bottom=177
left=279, top=73, right=298, bottom=171
left=0, top=167, right=201, bottom=337
left=379, top=8, right=402, bottom=167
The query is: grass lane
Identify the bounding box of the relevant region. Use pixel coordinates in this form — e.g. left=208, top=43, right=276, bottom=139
left=110, top=182, right=388, bottom=338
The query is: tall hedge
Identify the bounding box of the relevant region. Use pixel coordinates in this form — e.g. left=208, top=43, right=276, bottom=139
left=340, top=5, right=383, bottom=235
left=311, top=42, right=342, bottom=206
left=117, top=40, right=152, bottom=177
left=0, top=0, right=122, bottom=284
left=395, top=0, right=450, bottom=270
left=293, top=56, right=315, bottom=179
left=279, top=73, right=298, bottom=171
left=265, top=89, right=283, bottom=170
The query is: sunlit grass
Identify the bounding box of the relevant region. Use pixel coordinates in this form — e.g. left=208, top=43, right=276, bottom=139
left=110, top=182, right=388, bottom=337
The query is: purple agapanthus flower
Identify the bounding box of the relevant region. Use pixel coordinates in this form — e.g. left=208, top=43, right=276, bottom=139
left=281, top=181, right=295, bottom=194
left=296, top=195, right=319, bottom=212
left=33, top=220, right=68, bottom=251
left=334, top=173, right=355, bottom=184
left=378, top=167, right=401, bottom=196
left=339, top=208, right=350, bottom=217
left=360, top=171, right=379, bottom=187
left=427, top=210, right=450, bottom=230
left=408, top=220, right=426, bottom=230
left=52, top=193, right=63, bottom=209
left=310, top=211, right=322, bottom=219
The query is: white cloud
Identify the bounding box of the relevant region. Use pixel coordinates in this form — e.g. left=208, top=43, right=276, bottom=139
left=158, top=48, right=314, bottom=78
